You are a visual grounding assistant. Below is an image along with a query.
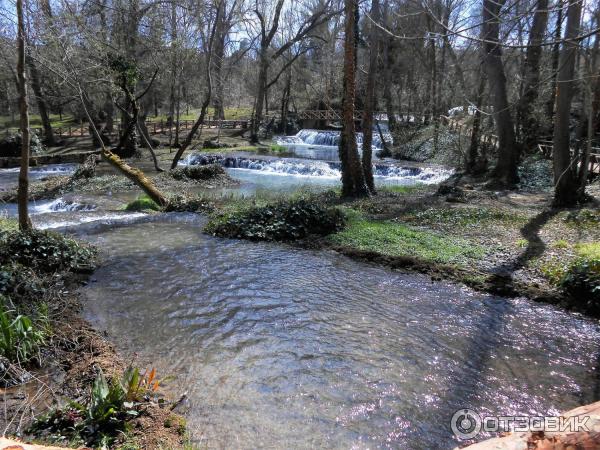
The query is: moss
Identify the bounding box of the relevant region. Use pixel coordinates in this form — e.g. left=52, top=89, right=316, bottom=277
left=125, top=194, right=161, bottom=212
left=329, top=212, right=485, bottom=264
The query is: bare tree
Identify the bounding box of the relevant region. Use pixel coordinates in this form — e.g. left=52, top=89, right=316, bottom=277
left=482, top=0, right=520, bottom=187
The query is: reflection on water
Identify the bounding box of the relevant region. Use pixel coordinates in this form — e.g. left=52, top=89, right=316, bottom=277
left=78, top=215, right=600, bottom=449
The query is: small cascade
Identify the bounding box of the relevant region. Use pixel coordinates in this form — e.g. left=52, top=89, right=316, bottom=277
left=276, top=129, right=393, bottom=150
left=183, top=154, right=452, bottom=184
left=34, top=198, right=97, bottom=213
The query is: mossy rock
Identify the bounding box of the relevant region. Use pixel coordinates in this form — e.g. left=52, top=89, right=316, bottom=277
left=125, top=194, right=161, bottom=211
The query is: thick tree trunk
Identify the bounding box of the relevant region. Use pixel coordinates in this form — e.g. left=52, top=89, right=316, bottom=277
left=16, top=0, right=31, bottom=230
left=482, top=0, right=520, bottom=187
left=251, top=53, right=268, bottom=143
left=361, top=0, right=381, bottom=193
left=517, top=0, right=549, bottom=151
left=212, top=1, right=227, bottom=120
left=339, top=0, right=369, bottom=198
left=27, top=55, right=55, bottom=146
left=553, top=0, right=583, bottom=206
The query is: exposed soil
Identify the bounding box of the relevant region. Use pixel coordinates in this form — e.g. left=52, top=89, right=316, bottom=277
left=0, top=274, right=186, bottom=449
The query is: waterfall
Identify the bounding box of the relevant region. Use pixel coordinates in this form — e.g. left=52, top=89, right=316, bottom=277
left=33, top=198, right=97, bottom=213
left=183, top=154, right=452, bottom=184
left=276, top=129, right=393, bottom=150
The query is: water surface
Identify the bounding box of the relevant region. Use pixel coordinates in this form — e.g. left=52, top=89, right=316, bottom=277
left=77, top=214, right=600, bottom=449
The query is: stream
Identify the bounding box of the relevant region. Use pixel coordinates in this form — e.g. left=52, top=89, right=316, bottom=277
left=0, top=154, right=599, bottom=449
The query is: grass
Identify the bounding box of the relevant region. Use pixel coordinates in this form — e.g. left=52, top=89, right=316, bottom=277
left=574, top=242, right=600, bottom=259
left=403, top=206, right=526, bottom=228
left=146, top=106, right=253, bottom=123
left=0, top=113, right=77, bottom=131
left=329, top=210, right=486, bottom=264
left=379, top=184, right=426, bottom=194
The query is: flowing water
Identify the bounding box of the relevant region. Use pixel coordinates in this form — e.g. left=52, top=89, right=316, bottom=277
left=276, top=129, right=393, bottom=161
left=183, top=154, right=453, bottom=191
left=1, top=158, right=599, bottom=448
left=69, top=214, right=600, bottom=449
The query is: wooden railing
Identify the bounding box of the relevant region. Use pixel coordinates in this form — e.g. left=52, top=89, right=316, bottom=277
left=442, top=115, right=600, bottom=176
left=2, top=117, right=249, bottom=139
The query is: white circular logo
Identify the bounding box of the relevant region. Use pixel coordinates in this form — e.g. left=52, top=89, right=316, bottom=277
left=451, top=408, right=482, bottom=439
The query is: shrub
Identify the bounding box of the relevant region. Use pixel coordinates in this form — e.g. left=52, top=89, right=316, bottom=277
left=164, top=194, right=214, bottom=213
left=205, top=198, right=346, bottom=241
left=169, top=164, right=226, bottom=181
left=0, top=229, right=96, bottom=273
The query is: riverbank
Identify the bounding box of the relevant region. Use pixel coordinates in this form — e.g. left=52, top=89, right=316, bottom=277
left=204, top=180, right=600, bottom=317
left=0, top=223, right=187, bottom=449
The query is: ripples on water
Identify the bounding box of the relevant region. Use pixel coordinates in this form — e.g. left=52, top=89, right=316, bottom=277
left=78, top=214, right=600, bottom=449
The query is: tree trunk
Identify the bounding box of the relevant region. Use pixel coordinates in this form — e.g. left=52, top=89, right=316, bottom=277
left=517, top=0, right=549, bottom=151
left=212, top=1, right=227, bottom=120
left=547, top=0, right=564, bottom=123
left=16, top=0, right=31, bottom=230
left=382, top=1, right=397, bottom=132
left=467, top=71, right=487, bottom=174
left=251, top=52, right=268, bottom=143
left=361, top=0, right=381, bottom=193
left=339, top=0, right=369, bottom=198
left=482, top=0, right=520, bottom=187
left=26, top=55, right=55, bottom=146
left=553, top=0, right=583, bottom=206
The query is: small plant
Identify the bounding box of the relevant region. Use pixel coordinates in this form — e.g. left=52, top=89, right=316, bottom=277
left=0, top=304, right=46, bottom=363
left=552, top=239, right=569, bottom=249
left=516, top=238, right=528, bottom=248
left=559, top=243, right=600, bottom=314
left=30, top=365, right=163, bottom=447
left=538, top=258, right=568, bottom=286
